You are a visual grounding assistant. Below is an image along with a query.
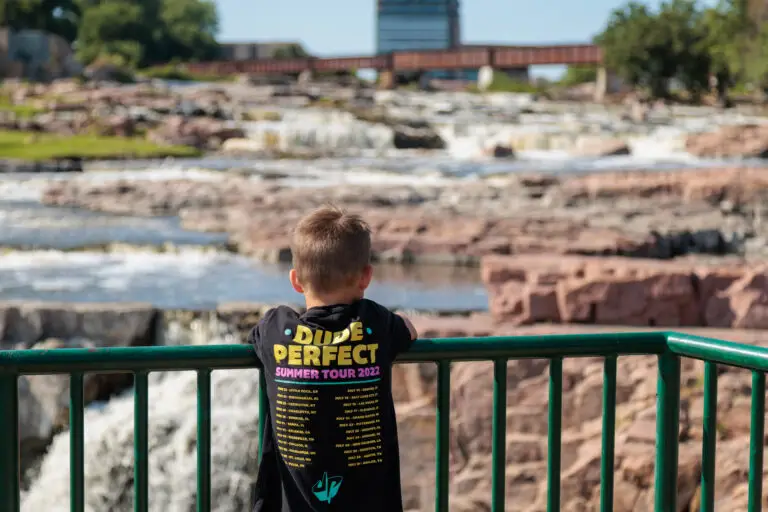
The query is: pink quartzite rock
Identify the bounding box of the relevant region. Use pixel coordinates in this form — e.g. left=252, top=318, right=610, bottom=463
left=482, top=254, right=768, bottom=328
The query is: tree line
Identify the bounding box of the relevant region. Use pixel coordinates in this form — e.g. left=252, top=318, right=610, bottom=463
left=0, top=0, right=219, bottom=68
left=596, top=0, right=768, bottom=101
left=4, top=0, right=764, bottom=102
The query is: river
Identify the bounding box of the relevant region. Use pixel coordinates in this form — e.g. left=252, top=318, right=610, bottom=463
left=0, top=169, right=488, bottom=310
left=2, top=92, right=766, bottom=312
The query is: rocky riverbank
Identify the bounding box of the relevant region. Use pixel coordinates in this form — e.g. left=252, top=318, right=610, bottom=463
left=10, top=79, right=768, bottom=163
left=0, top=80, right=448, bottom=160
left=40, top=166, right=767, bottom=265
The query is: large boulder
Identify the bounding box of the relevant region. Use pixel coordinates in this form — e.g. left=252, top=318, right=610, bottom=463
left=0, top=302, right=157, bottom=346
left=573, top=137, right=631, bottom=157
left=392, top=125, right=445, bottom=150
left=686, top=124, right=768, bottom=159
left=481, top=254, right=767, bottom=328
left=147, top=116, right=245, bottom=150
left=557, top=167, right=768, bottom=205
left=705, top=270, right=768, bottom=328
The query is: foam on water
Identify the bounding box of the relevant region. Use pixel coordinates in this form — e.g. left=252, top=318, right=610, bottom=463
left=0, top=249, right=488, bottom=310
left=74, top=167, right=226, bottom=182
left=242, top=109, right=393, bottom=152
left=0, top=174, right=72, bottom=202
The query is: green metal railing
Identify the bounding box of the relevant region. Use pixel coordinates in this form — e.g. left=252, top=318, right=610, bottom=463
left=0, top=331, right=767, bottom=512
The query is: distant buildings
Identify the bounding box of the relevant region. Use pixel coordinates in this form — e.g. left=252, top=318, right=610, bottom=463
left=376, top=0, right=460, bottom=54
left=377, top=0, right=490, bottom=81
left=218, top=41, right=309, bottom=61
left=0, top=28, right=79, bottom=80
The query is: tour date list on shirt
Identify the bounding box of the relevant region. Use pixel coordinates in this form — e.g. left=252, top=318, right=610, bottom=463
left=272, top=320, right=384, bottom=469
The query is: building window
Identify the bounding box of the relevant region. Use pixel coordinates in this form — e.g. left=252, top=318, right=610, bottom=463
left=376, top=0, right=460, bottom=54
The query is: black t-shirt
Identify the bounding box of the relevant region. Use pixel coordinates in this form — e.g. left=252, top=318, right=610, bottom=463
left=248, top=298, right=414, bottom=512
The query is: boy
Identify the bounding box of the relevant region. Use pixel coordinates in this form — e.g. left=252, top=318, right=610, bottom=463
left=249, top=205, right=418, bottom=512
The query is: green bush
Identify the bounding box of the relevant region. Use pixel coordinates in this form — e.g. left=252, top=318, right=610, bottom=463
left=468, top=72, right=547, bottom=94
left=140, top=65, right=195, bottom=81
left=559, top=66, right=598, bottom=87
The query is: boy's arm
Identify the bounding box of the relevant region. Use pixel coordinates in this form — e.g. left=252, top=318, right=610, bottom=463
left=247, top=309, right=279, bottom=369
left=390, top=311, right=418, bottom=356
left=396, top=312, right=418, bottom=341
left=246, top=325, right=265, bottom=369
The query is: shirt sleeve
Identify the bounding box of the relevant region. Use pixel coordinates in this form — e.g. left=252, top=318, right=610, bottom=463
left=248, top=308, right=278, bottom=368
left=390, top=312, right=415, bottom=357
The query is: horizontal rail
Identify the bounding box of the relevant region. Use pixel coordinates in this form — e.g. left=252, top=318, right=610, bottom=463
left=0, top=332, right=668, bottom=374
left=0, top=343, right=256, bottom=374
left=8, top=330, right=768, bottom=374
left=1, top=330, right=767, bottom=512
left=666, top=333, right=768, bottom=372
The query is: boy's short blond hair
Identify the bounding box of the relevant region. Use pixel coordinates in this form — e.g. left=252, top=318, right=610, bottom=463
left=291, top=205, right=372, bottom=294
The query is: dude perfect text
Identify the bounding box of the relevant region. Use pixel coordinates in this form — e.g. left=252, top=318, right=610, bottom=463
left=274, top=322, right=379, bottom=367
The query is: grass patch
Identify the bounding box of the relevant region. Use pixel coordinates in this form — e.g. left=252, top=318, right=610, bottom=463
left=467, top=72, right=549, bottom=95
left=0, top=131, right=201, bottom=161
left=0, top=95, right=45, bottom=118
left=138, top=64, right=236, bottom=83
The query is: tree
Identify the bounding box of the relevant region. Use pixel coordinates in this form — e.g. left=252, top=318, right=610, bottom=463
left=595, top=0, right=711, bottom=98
left=695, top=0, right=768, bottom=100
left=72, top=0, right=219, bottom=67
left=75, top=1, right=146, bottom=67
left=4, top=0, right=219, bottom=68
left=0, top=0, right=80, bottom=42
left=155, top=0, right=219, bottom=63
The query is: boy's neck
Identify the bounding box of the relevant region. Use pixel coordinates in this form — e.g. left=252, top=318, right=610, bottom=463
left=304, top=290, right=363, bottom=310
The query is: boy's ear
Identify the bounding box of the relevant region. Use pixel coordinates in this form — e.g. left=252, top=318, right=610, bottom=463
left=358, top=264, right=373, bottom=291
left=289, top=269, right=304, bottom=294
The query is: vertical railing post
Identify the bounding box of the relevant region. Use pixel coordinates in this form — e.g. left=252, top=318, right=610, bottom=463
left=0, top=373, right=19, bottom=512
left=197, top=370, right=212, bottom=512
left=491, top=360, right=507, bottom=512
left=654, top=352, right=681, bottom=512
left=600, top=356, right=617, bottom=512
left=748, top=371, right=765, bottom=512
left=546, top=358, right=563, bottom=512
left=700, top=361, right=718, bottom=512
left=134, top=371, right=149, bottom=512
left=70, top=372, right=85, bottom=512
left=435, top=361, right=451, bottom=512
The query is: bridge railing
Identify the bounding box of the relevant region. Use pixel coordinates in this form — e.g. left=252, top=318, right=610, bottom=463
left=0, top=332, right=767, bottom=511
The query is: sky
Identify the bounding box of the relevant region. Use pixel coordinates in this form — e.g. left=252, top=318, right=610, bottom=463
left=212, top=0, right=664, bottom=78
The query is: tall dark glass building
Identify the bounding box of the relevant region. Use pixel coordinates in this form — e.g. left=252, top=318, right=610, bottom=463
left=376, top=0, right=460, bottom=54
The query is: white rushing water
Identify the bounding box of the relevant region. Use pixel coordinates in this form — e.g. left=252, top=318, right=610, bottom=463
left=23, top=368, right=262, bottom=512
left=223, top=91, right=768, bottom=167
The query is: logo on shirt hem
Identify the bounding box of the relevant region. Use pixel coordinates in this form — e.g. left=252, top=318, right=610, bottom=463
left=312, top=472, right=343, bottom=503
